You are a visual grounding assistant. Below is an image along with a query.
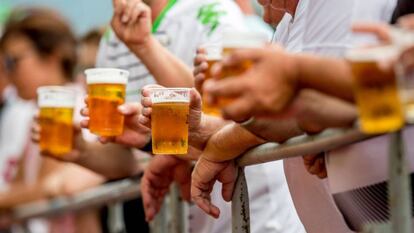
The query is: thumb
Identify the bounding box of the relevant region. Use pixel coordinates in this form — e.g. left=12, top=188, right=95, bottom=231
left=118, top=103, right=141, bottom=116
left=190, top=88, right=202, bottom=113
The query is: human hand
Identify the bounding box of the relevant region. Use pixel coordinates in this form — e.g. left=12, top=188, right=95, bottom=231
left=139, top=85, right=215, bottom=150
left=80, top=96, right=151, bottom=148
left=205, top=44, right=299, bottom=122
left=191, top=156, right=237, bottom=218
left=111, top=0, right=152, bottom=50
left=141, top=155, right=192, bottom=221
left=193, top=48, right=208, bottom=94
left=303, top=153, right=327, bottom=179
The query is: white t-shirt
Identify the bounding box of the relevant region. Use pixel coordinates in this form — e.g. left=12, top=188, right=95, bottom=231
left=0, top=87, right=36, bottom=189
left=96, top=1, right=304, bottom=233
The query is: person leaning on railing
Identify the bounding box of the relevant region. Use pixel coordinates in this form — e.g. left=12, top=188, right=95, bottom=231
left=190, top=14, right=414, bottom=233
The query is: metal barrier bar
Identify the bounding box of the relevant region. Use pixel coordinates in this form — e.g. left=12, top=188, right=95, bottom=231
left=389, top=131, right=412, bottom=233
left=12, top=178, right=140, bottom=222
left=231, top=167, right=250, bottom=233
left=170, top=183, right=188, bottom=233
left=238, top=128, right=376, bottom=167
left=234, top=125, right=412, bottom=233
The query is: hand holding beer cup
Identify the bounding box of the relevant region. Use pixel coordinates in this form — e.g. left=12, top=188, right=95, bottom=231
left=32, top=86, right=85, bottom=161
left=204, top=44, right=299, bottom=122
left=80, top=99, right=151, bottom=148
left=111, top=0, right=152, bottom=49
left=194, top=45, right=223, bottom=116
left=139, top=85, right=202, bottom=155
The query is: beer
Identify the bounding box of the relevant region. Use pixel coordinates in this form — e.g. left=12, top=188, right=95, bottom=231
left=150, top=88, right=190, bottom=155
left=201, top=44, right=222, bottom=116
left=37, top=86, right=76, bottom=156
left=217, top=30, right=268, bottom=107
left=346, top=46, right=404, bottom=134
left=85, top=68, right=129, bottom=136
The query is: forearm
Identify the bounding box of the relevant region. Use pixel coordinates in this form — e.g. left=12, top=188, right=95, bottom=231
left=243, top=118, right=303, bottom=143
left=202, top=122, right=266, bottom=162
left=295, top=54, right=354, bottom=102
left=293, top=89, right=357, bottom=133
left=77, top=142, right=141, bottom=180
left=130, top=37, right=194, bottom=87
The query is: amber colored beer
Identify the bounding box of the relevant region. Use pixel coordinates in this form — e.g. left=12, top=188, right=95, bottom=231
left=37, top=86, right=76, bottom=156
left=150, top=88, right=190, bottom=155
left=87, top=83, right=126, bottom=136
left=347, top=46, right=404, bottom=134
left=85, top=68, right=129, bottom=136
left=39, top=107, right=74, bottom=155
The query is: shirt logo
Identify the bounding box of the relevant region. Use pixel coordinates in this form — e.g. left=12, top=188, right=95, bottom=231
left=197, top=2, right=227, bottom=36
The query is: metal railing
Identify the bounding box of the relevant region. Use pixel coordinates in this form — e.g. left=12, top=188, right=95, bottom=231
left=11, top=178, right=141, bottom=222
left=2, top=125, right=412, bottom=233
left=232, top=125, right=413, bottom=233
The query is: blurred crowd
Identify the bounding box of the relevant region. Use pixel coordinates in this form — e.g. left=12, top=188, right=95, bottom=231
left=0, top=0, right=413, bottom=233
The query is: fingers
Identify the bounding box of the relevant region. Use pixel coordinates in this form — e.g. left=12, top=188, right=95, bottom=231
left=193, top=56, right=208, bottom=75
left=118, top=102, right=141, bottom=116
left=218, top=162, right=237, bottom=202
left=113, top=0, right=127, bottom=16
left=80, top=106, right=89, bottom=117
left=203, top=77, right=249, bottom=101
left=191, top=159, right=222, bottom=218
left=190, top=88, right=202, bottom=113
left=221, top=95, right=256, bottom=122
left=139, top=96, right=152, bottom=128
left=174, top=162, right=192, bottom=202
left=352, top=23, right=392, bottom=43
left=220, top=47, right=266, bottom=68
left=195, top=73, right=206, bottom=94
left=31, top=123, right=41, bottom=143
left=123, top=0, right=140, bottom=23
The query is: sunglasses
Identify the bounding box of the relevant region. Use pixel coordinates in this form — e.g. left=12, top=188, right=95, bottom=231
left=2, top=52, right=32, bottom=73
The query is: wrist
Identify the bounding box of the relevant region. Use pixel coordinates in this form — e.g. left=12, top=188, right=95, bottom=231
left=128, top=36, right=157, bottom=57
left=189, top=113, right=211, bottom=150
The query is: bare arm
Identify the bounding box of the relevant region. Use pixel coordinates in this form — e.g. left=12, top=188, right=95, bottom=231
left=295, top=55, right=354, bottom=102
left=129, top=37, right=194, bottom=87
left=75, top=142, right=142, bottom=180
left=111, top=0, right=194, bottom=87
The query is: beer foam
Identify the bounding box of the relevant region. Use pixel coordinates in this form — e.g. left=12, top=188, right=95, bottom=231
left=346, top=45, right=400, bottom=62
left=150, top=88, right=190, bottom=104
left=85, top=68, right=129, bottom=85
left=37, top=86, right=76, bottom=108
left=223, top=29, right=269, bottom=49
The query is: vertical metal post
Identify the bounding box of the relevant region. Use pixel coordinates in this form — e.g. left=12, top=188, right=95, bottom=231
left=169, top=183, right=187, bottom=233
left=232, top=167, right=250, bottom=233
left=150, top=198, right=168, bottom=233
left=389, top=130, right=412, bottom=233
